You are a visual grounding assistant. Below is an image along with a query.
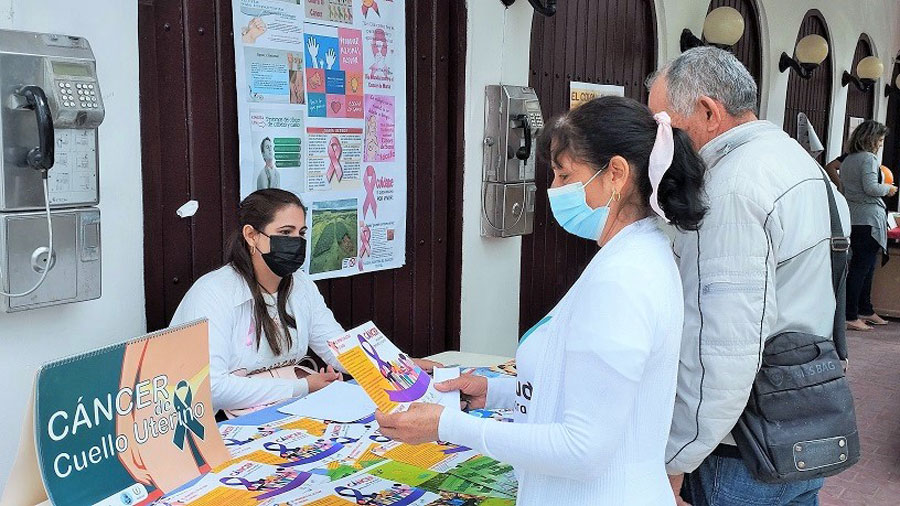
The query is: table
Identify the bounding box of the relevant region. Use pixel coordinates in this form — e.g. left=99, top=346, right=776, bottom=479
left=426, top=351, right=514, bottom=368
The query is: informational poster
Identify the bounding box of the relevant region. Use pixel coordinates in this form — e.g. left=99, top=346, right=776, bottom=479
left=32, top=321, right=230, bottom=506
left=232, top=0, right=407, bottom=280
left=568, top=81, right=625, bottom=109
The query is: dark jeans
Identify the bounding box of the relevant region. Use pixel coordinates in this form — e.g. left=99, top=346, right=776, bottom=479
left=682, top=454, right=824, bottom=505
left=846, top=225, right=880, bottom=321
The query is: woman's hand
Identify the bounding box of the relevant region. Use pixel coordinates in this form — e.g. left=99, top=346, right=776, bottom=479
left=306, top=365, right=341, bottom=393
left=412, top=358, right=443, bottom=374
left=434, top=373, right=488, bottom=411
left=888, top=185, right=898, bottom=197
left=375, top=403, right=444, bottom=445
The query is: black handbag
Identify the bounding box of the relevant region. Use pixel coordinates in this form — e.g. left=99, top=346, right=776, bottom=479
left=732, top=171, right=860, bottom=483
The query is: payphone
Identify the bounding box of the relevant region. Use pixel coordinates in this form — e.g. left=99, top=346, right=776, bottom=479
left=481, top=85, right=543, bottom=237
left=0, top=30, right=104, bottom=311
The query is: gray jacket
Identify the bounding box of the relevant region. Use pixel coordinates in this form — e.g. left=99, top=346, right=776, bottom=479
left=839, top=151, right=889, bottom=251
left=666, top=121, right=851, bottom=474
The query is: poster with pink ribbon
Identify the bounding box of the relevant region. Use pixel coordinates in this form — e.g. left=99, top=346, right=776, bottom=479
left=231, top=0, right=407, bottom=281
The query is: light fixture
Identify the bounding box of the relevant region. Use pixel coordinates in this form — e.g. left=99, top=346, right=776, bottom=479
left=779, top=34, right=829, bottom=79
left=499, top=0, right=557, bottom=17
left=843, top=55, right=883, bottom=92
left=885, top=74, right=900, bottom=97
left=680, top=7, right=745, bottom=52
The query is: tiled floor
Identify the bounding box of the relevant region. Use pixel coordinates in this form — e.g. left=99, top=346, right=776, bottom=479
left=821, top=323, right=900, bottom=505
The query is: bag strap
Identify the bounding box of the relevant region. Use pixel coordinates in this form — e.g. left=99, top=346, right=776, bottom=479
left=819, top=169, right=850, bottom=360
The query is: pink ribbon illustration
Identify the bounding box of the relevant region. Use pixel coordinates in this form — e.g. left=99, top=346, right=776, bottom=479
left=327, top=136, right=343, bottom=182
left=358, top=222, right=371, bottom=272
left=363, top=165, right=377, bottom=218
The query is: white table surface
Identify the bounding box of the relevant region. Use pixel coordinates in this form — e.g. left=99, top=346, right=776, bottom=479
left=426, top=350, right=513, bottom=368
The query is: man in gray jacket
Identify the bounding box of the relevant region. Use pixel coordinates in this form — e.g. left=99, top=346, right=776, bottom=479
left=648, top=47, right=850, bottom=505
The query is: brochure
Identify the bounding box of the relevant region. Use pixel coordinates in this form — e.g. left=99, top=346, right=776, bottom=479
left=327, top=321, right=443, bottom=413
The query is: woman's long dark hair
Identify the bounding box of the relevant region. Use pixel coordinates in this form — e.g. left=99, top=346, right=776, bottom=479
left=224, top=189, right=305, bottom=355
left=537, top=95, right=707, bottom=231
left=847, top=120, right=888, bottom=154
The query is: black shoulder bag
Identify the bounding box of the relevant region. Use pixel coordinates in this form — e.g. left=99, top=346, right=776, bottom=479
left=732, top=171, right=860, bottom=483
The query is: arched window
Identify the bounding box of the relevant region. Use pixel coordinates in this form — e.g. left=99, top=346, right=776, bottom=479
left=520, top=0, right=657, bottom=332
left=783, top=10, right=833, bottom=164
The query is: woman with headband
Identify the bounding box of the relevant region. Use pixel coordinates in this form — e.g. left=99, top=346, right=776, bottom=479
left=376, top=96, right=707, bottom=505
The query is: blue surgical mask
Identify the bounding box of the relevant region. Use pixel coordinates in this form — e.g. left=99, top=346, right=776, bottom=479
left=547, top=169, right=613, bottom=240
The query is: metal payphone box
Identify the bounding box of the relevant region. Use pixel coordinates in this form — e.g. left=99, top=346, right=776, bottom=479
left=0, top=209, right=100, bottom=311
left=0, top=30, right=104, bottom=311
left=482, top=85, right=543, bottom=237
left=0, top=30, right=104, bottom=211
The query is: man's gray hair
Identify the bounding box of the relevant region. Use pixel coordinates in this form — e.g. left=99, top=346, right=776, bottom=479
left=647, top=46, right=758, bottom=117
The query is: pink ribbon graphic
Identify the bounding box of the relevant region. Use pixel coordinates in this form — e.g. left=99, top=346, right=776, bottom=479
left=363, top=165, right=378, bottom=219
left=327, top=136, right=343, bottom=182
left=358, top=222, right=371, bottom=272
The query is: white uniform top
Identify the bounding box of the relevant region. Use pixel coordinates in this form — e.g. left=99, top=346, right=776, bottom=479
left=170, top=265, right=345, bottom=411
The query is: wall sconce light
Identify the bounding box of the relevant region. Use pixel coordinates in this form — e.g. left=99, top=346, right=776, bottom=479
left=499, top=0, right=557, bottom=17
left=885, top=74, right=900, bottom=97
left=779, top=34, right=829, bottom=79
left=842, top=55, right=883, bottom=92
left=680, top=7, right=745, bottom=52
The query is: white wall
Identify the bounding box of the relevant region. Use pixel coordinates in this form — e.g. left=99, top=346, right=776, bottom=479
left=458, top=0, right=534, bottom=357
left=0, top=0, right=145, bottom=491
left=459, top=0, right=900, bottom=356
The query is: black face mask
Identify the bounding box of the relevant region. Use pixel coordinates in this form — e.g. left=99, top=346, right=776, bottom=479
left=258, top=232, right=306, bottom=278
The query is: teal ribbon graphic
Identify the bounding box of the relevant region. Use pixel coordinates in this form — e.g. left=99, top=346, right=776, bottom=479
left=172, top=380, right=205, bottom=449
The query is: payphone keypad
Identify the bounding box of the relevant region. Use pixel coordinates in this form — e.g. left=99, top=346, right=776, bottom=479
left=56, top=80, right=99, bottom=109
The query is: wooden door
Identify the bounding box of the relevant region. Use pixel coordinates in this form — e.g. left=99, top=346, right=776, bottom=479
left=843, top=35, right=876, bottom=153
left=138, top=0, right=466, bottom=356
left=884, top=59, right=900, bottom=211
left=519, top=0, right=657, bottom=334
left=783, top=10, right=833, bottom=164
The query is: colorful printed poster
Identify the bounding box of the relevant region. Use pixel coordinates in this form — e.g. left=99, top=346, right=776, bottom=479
left=306, top=126, right=363, bottom=191
left=232, top=0, right=408, bottom=281
left=33, top=321, right=230, bottom=506
left=364, top=95, right=395, bottom=162
left=219, top=424, right=280, bottom=448
left=303, top=24, right=364, bottom=119
left=327, top=322, right=444, bottom=413
left=237, top=0, right=305, bottom=48
left=306, top=0, right=354, bottom=25
left=249, top=109, right=306, bottom=193
left=276, top=471, right=441, bottom=506
left=308, top=197, right=360, bottom=276
left=244, top=47, right=306, bottom=105
left=364, top=23, right=396, bottom=92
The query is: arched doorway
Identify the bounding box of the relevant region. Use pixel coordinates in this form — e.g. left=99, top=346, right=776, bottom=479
left=843, top=35, right=877, bottom=153
left=707, top=0, right=763, bottom=109
left=519, top=0, right=657, bottom=333
left=884, top=57, right=900, bottom=211
left=783, top=10, right=833, bottom=164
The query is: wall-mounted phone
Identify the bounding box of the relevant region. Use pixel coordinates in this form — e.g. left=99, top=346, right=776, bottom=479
left=0, top=30, right=105, bottom=311
left=481, top=85, right=543, bottom=237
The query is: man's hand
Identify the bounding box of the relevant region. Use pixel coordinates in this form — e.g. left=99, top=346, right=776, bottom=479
left=669, top=474, right=691, bottom=506
left=435, top=373, right=488, bottom=411
left=375, top=403, right=444, bottom=445
left=412, top=358, right=443, bottom=374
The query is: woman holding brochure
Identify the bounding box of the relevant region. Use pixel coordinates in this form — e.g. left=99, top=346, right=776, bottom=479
left=171, top=189, right=437, bottom=416
left=377, top=96, right=707, bottom=505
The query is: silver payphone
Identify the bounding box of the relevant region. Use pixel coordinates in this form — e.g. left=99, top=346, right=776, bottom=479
left=0, top=30, right=104, bottom=311
left=482, top=85, right=543, bottom=237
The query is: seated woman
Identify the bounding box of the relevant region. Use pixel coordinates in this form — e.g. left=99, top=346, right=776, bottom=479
left=171, top=189, right=435, bottom=414
left=376, top=96, right=707, bottom=505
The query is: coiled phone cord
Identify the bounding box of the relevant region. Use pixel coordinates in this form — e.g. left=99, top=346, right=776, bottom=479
left=0, top=175, right=54, bottom=298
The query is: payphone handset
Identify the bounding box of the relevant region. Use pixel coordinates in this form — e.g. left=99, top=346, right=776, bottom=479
left=482, top=85, right=544, bottom=237
left=0, top=30, right=105, bottom=303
